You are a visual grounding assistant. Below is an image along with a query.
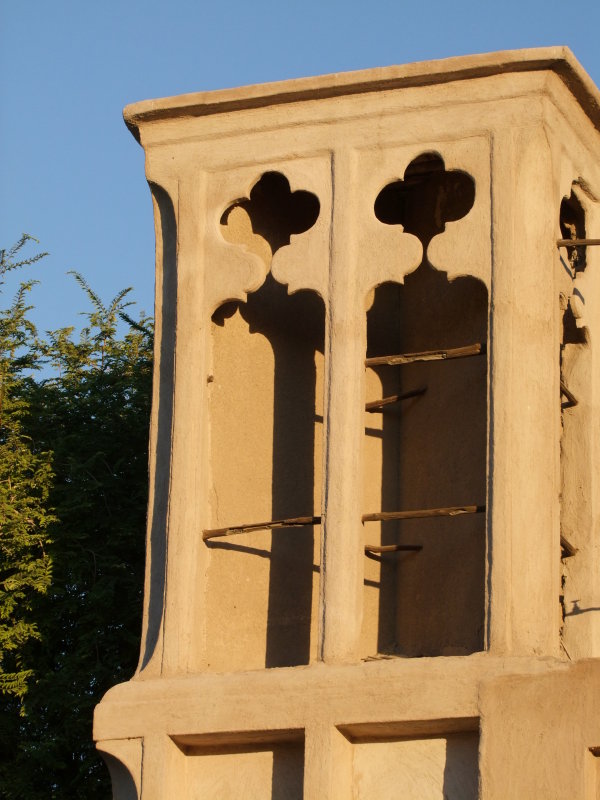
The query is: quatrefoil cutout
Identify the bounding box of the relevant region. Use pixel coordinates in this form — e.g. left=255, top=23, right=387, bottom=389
left=374, top=153, right=475, bottom=255
left=221, top=171, right=320, bottom=257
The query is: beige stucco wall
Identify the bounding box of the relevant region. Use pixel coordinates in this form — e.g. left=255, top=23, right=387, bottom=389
left=95, top=48, right=600, bottom=798
left=480, top=660, right=600, bottom=799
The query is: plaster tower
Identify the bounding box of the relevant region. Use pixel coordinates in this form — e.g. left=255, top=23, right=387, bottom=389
left=95, top=48, right=600, bottom=799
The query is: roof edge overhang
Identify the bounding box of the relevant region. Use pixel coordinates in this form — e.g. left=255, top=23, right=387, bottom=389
left=123, top=47, right=600, bottom=143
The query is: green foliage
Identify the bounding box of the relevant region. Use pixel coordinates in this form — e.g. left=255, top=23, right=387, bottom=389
left=0, top=236, right=54, bottom=706
left=0, top=238, right=152, bottom=798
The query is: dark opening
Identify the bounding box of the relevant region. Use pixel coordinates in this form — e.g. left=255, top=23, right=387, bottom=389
left=560, top=189, right=587, bottom=274
left=374, top=153, right=475, bottom=248
left=562, top=301, right=587, bottom=347
left=363, top=153, right=486, bottom=658
left=221, top=171, right=320, bottom=254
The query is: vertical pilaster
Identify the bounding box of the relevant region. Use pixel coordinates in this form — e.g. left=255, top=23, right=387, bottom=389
left=137, top=180, right=177, bottom=678
left=320, top=149, right=364, bottom=664
left=303, top=724, right=353, bottom=800
left=587, top=206, right=600, bottom=657
left=562, top=197, right=600, bottom=658
left=161, top=171, right=210, bottom=674
left=140, top=735, right=182, bottom=800
left=488, top=125, right=561, bottom=655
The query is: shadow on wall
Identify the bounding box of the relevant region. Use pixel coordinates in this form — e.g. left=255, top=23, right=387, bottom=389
left=366, top=153, right=488, bottom=658
left=367, top=268, right=488, bottom=658
left=211, top=276, right=324, bottom=667
left=442, top=732, right=479, bottom=799
left=139, top=183, right=177, bottom=671
left=99, top=752, right=139, bottom=800
left=271, top=741, right=304, bottom=800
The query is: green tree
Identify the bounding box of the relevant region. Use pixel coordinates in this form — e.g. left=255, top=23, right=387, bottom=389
left=0, top=242, right=152, bottom=799
left=0, top=236, right=53, bottom=704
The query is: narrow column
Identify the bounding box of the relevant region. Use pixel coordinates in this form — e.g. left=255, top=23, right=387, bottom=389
left=140, top=735, right=182, bottom=800
left=488, top=126, right=560, bottom=655
left=136, top=181, right=178, bottom=678
left=161, top=170, right=210, bottom=674
left=563, top=199, right=600, bottom=658
left=303, top=723, right=353, bottom=800
left=588, top=211, right=600, bottom=656
left=319, top=149, right=365, bottom=663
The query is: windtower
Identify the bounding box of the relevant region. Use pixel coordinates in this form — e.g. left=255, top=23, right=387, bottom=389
left=95, top=48, right=600, bottom=799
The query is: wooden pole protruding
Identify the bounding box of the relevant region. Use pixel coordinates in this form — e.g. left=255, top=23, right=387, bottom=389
left=203, top=504, right=486, bottom=541
left=365, top=387, right=426, bottom=412
left=203, top=515, right=321, bottom=540
left=557, top=238, right=600, bottom=247
left=560, top=380, right=578, bottom=408
left=365, top=342, right=484, bottom=368
left=364, top=544, right=422, bottom=554
left=362, top=505, right=485, bottom=523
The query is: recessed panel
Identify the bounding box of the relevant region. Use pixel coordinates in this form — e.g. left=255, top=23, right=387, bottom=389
left=183, top=741, right=304, bottom=800
left=353, top=732, right=478, bottom=800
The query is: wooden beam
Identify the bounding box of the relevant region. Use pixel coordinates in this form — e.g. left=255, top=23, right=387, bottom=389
left=362, top=505, right=485, bottom=523
left=364, top=544, right=422, bottom=554
left=557, top=238, right=600, bottom=247
left=365, top=387, right=426, bottom=412
left=365, top=343, right=484, bottom=368
left=203, top=515, right=321, bottom=541
left=560, top=535, right=577, bottom=558
left=203, top=504, right=486, bottom=541
left=560, top=380, right=578, bottom=408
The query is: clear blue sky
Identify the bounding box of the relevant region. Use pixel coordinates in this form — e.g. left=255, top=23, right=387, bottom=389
left=2, top=0, right=599, bottom=334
